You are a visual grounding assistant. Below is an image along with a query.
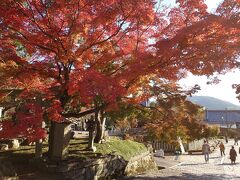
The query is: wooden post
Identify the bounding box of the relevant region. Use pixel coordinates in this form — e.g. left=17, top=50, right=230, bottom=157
left=86, top=115, right=96, bottom=152
left=35, top=139, right=43, bottom=159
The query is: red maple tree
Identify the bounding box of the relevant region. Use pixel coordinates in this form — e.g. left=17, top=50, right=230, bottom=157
left=0, top=0, right=239, bottom=157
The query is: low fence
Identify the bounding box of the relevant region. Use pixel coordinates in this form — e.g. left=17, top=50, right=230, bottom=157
left=152, top=141, right=176, bottom=152
left=108, top=129, right=123, bottom=136
left=152, top=138, right=220, bottom=154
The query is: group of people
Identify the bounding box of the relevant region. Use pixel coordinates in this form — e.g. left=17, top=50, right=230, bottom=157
left=219, top=141, right=239, bottom=164
left=202, top=139, right=239, bottom=164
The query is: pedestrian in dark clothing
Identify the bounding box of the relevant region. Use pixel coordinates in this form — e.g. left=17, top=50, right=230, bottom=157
left=219, top=142, right=225, bottom=156
left=225, top=136, right=228, bottom=144
left=230, top=146, right=237, bottom=164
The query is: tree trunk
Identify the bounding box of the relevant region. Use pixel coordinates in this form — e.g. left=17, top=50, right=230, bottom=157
left=94, top=110, right=106, bottom=143
left=48, top=121, right=71, bottom=161
left=177, top=136, right=185, bottom=154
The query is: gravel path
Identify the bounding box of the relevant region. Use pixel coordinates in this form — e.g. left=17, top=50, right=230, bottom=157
left=127, top=140, right=240, bottom=180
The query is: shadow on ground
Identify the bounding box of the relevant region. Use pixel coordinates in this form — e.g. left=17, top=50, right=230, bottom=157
left=218, top=162, right=239, bottom=165
left=209, top=156, right=220, bottom=159
left=179, top=162, right=206, bottom=166
left=123, top=173, right=240, bottom=180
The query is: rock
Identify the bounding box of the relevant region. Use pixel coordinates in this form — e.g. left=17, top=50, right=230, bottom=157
left=47, top=151, right=155, bottom=179
left=0, top=144, right=8, bottom=151
left=124, top=152, right=157, bottom=176
left=9, top=139, right=20, bottom=149
left=154, top=149, right=164, bottom=158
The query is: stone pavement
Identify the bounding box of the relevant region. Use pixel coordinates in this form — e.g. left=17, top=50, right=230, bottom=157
left=126, top=140, right=240, bottom=179
left=153, top=154, right=182, bottom=169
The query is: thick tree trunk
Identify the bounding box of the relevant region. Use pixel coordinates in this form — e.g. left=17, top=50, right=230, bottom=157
left=94, top=110, right=106, bottom=143
left=48, top=121, right=71, bottom=161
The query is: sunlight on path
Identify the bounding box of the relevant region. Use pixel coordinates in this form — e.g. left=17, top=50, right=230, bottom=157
left=221, top=141, right=240, bottom=179
left=127, top=140, right=240, bottom=180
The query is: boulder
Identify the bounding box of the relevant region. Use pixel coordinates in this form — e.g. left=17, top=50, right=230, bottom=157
left=154, top=149, right=164, bottom=158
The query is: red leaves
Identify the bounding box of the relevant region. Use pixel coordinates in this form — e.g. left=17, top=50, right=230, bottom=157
left=68, top=69, right=126, bottom=105
left=0, top=0, right=239, bottom=142
left=47, top=100, right=64, bottom=122
left=0, top=103, right=46, bottom=142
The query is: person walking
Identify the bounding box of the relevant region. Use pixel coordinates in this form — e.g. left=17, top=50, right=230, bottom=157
left=219, top=142, right=225, bottom=156
left=230, top=146, right=237, bottom=164
left=234, top=137, right=238, bottom=146
left=225, top=136, right=228, bottom=144
left=202, top=140, right=211, bottom=163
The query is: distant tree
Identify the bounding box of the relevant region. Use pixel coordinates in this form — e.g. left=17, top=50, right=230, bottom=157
left=142, top=82, right=206, bottom=143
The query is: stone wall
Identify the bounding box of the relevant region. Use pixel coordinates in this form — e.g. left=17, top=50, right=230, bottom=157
left=124, top=151, right=157, bottom=176
left=52, top=151, right=157, bottom=179
left=52, top=154, right=126, bottom=180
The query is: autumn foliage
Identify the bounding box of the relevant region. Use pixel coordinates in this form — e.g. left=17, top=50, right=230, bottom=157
left=109, top=81, right=209, bottom=143
left=0, top=0, right=239, bottom=142
left=0, top=103, right=46, bottom=141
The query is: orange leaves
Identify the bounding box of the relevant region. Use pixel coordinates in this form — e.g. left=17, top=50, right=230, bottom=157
left=139, top=81, right=206, bottom=142
left=126, top=75, right=153, bottom=104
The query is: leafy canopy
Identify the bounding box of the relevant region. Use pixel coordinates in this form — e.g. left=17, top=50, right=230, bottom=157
left=0, top=0, right=239, bottom=140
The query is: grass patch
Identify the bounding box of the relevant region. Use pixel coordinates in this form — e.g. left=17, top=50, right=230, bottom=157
left=0, top=137, right=148, bottom=179
left=67, top=138, right=99, bottom=160
left=95, top=137, right=148, bottom=160
left=68, top=137, right=148, bottom=161
left=0, top=137, right=148, bottom=162
left=0, top=143, right=49, bottom=179
left=0, top=143, right=48, bottom=162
